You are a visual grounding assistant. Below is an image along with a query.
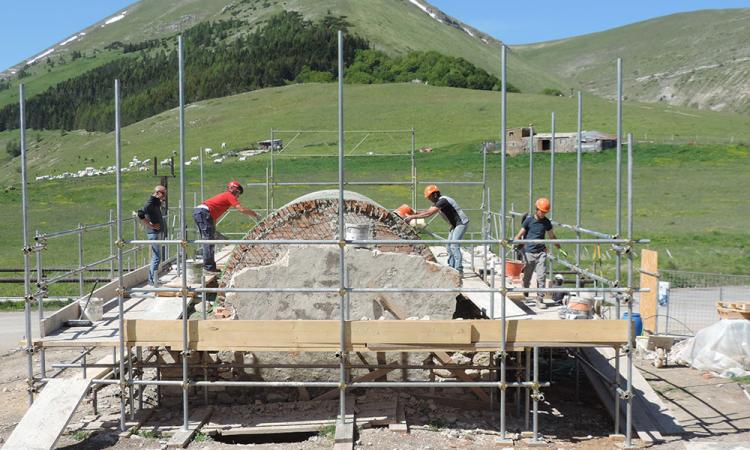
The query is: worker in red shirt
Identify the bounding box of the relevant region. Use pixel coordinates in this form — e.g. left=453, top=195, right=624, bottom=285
left=193, top=181, right=260, bottom=272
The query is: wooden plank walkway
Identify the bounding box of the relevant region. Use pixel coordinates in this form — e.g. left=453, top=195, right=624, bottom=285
left=2, top=379, right=91, bottom=450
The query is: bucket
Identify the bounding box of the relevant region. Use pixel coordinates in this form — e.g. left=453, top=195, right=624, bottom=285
left=622, top=312, right=643, bottom=336
left=186, top=259, right=202, bottom=284
left=345, top=223, right=371, bottom=248
left=568, top=295, right=593, bottom=313
left=505, top=260, right=525, bottom=278
left=80, top=297, right=104, bottom=322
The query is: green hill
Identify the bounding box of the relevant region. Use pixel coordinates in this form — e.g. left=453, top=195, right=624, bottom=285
left=2, top=83, right=749, bottom=183
left=0, top=0, right=562, bottom=111
left=513, top=9, right=750, bottom=114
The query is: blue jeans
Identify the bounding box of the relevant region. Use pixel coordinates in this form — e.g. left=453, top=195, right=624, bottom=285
left=147, top=232, right=162, bottom=285
left=447, top=223, right=468, bottom=271
left=193, top=208, right=216, bottom=270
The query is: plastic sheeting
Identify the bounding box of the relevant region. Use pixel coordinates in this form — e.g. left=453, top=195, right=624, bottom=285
left=670, top=319, right=750, bottom=378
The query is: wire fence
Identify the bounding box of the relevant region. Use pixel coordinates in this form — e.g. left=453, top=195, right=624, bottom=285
left=656, top=269, right=750, bottom=335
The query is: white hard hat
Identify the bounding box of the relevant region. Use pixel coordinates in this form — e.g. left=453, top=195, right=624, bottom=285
left=554, top=274, right=564, bottom=281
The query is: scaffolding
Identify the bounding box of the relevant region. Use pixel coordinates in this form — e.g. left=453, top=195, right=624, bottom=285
left=16, top=32, right=646, bottom=447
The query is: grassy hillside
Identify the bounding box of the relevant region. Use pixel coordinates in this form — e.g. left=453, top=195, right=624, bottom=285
left=0, top=83, right=748, bottom=297
left=513, top=9, right=750, bottom=114
left=0, top=0, right=564, bottom=111
left=1, top=83, right=749, bottom=183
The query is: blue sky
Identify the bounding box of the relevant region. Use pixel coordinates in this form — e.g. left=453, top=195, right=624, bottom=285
left=1, top=0, right=748, bottom=71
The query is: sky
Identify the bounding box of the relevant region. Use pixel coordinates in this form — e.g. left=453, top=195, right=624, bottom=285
left=1, top=0, right=748, bottom=71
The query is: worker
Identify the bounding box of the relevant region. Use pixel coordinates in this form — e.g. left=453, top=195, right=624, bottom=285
left=514, top=197, right=560, bottom=309
left=193, top=181, right=260, bottom=273
left=138, top=185, right=166, bottom=286
left=405, top=185, right=469, bottom=276
left=551, top=274, right=568, bottom=305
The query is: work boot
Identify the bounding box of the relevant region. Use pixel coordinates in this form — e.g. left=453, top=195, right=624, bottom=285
left=536, top=299, right=548, bottom=309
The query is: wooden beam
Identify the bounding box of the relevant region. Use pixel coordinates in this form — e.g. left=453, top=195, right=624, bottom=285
left=640, top=249, right=658, bottom=333
left=123, top=319, right=629, bottom=352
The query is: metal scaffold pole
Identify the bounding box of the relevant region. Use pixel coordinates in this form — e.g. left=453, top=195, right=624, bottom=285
left=114, top=78, right=127, bottom=432
left=528, top=125, right=534, bottom=214
left=411, top=127, right=417, bottom=208
left=625, top=132, right=635, bottom=448
left=549, top=112, right=556, bottom=278
left=19, top=84, right=34, bottom=406
left=336, top=29, right=348, bottom=425
left=178, top=34, right=191, bottom=432
left=614, top=57, right=623, bottom=435
left=575, top=92, right=583, bottom=289
left=497, top=44, right=511, bottom=445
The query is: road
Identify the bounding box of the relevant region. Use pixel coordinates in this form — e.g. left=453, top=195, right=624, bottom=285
left=0, top=312, right=40, bottom=354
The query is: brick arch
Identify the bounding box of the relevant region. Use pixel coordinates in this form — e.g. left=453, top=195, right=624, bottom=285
left=220, top=191, right=432, bottom=289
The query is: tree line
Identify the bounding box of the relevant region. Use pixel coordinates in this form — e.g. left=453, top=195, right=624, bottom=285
left=0, top=11, right=510, bottom=134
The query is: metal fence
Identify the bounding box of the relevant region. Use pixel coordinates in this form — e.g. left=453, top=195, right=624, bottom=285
left=657, top=270, right=750, bottom=335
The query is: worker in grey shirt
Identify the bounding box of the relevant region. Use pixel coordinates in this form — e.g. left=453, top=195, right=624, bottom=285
left=514, top=197, right=560, bottom=309
left=406, top=185, right=470, bottom=276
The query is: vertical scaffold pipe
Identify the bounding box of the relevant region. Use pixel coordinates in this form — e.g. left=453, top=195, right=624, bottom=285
left=614, top=57, right=623, bottom=434
left=177, top=35, right=190, bottom=432
left=549, top=112, right=556, bottom=279
left=499, top=44, right=509, bottom=442
left=199, top=146, right=205, bottom=203
left=337, top=30, right=348, bottom=425
left=36, top=231, right=46, bottom=377
left=625, top=133, right=634, bottom=447
left=532, top=346, right=540, bottom=442
left=411, top=128, right=417, bottom=208
left=19, top=84, right=34, bottom=406
left=114, top=79, right=127, bottom=432
left=528, top=125, right=534, bottom=214
left=270, top=129, right=275, bottom=211
left=575, top=92, right=583, bottom=288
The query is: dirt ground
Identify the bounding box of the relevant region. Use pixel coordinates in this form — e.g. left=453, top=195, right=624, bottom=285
left=0, top=347, right=747, bottom=450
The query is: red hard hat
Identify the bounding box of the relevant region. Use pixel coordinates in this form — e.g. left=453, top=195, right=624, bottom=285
left=423, top=185, right=439, bottom=199
left=535, top=197, right=551, bottom=213
left=227, top=181, right=244, bottom=194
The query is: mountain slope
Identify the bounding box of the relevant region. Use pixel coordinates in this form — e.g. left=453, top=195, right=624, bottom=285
left=512, top=9, right=750, bottom=114
left=0, top=0, right=564, bottom=110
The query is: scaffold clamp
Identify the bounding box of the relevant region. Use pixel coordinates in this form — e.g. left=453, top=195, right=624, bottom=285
left=338, top=239, right=346, bottom=249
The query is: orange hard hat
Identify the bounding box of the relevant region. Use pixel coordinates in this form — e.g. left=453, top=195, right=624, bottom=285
left=423, top=184, right=440, bottom=199
left=535, top=197, right=551, bottom=213
left=394, top=204, right=414, bottom=218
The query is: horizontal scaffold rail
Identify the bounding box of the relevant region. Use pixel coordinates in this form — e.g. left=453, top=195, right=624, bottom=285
left=123, top=319, right=630, bottom=352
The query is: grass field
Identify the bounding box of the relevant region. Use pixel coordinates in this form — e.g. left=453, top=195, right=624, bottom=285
left=0, top=139, right=747, bottom=297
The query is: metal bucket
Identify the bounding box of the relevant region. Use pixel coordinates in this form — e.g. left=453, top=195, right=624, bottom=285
left=345, top=223, right=371, bottom=248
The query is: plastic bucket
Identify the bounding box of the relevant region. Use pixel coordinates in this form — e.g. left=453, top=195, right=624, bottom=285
left=505, top=260, right=525, bottom=278
left=622, top=312, right=643, bottom=336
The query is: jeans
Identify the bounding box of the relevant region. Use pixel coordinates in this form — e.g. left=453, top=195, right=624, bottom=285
left=522, top=251, right=547, bottom=301
left=147, top=232, right=162, bottom=285
left=447, top=223, right=468, bottom=272
left=193, top=208, right=216, bottom=270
